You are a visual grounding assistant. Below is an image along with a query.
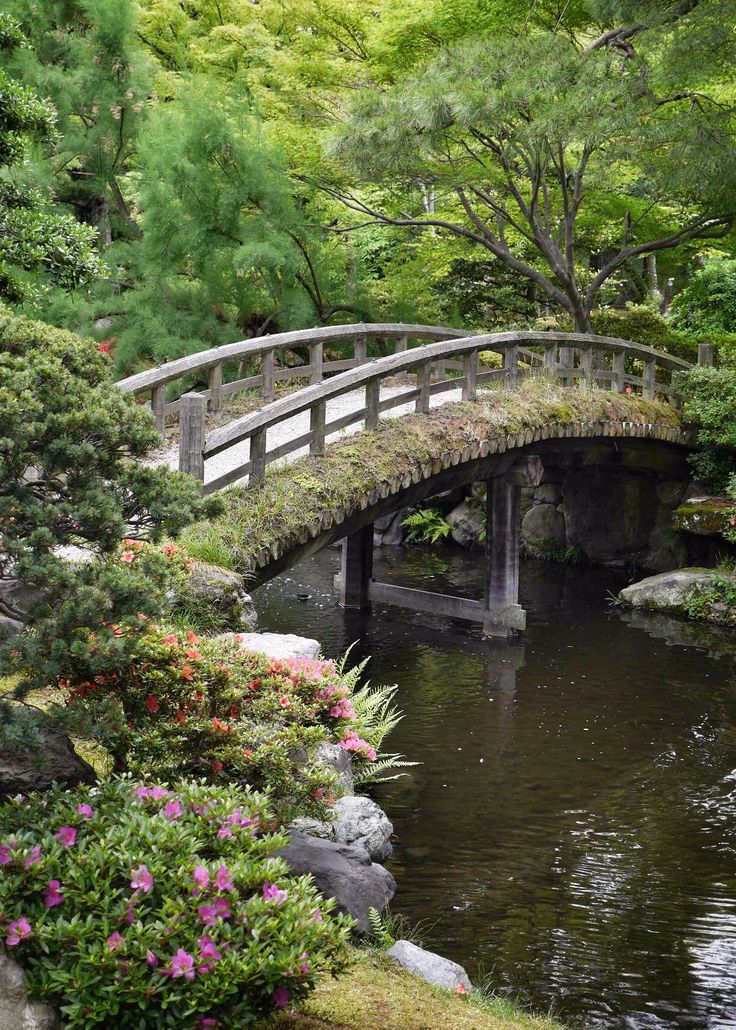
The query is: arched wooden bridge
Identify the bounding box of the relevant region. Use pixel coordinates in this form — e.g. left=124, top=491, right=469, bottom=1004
left=118, top=324, right=711, bottom=636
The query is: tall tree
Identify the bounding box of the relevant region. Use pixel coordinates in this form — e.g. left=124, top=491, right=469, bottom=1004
left=325, top=6, right=736, bottom=330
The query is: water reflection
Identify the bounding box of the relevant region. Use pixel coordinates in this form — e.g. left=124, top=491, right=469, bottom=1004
left=254, top=549, right=736, bottom=1029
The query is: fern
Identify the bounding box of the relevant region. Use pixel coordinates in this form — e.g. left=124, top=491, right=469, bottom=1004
left=401, top=506, right=452, bottom=544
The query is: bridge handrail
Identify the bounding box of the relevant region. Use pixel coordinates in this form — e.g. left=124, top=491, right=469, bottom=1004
left=173, top=329, right=700, bottom=492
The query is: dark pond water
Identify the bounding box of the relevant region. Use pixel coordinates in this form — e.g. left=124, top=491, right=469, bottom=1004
left=253, top=547, right=736, bottom=1029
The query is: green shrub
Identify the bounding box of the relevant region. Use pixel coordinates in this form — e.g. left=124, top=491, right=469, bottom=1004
left=0, top=778, right=352, bottom=1028
left=676, top=365, right=736, bottom=491
left=555, top=305, right=698, bottom=362
left=671, top=259, right=736, bottom=338
left=51, top=624, right=385, bottom=822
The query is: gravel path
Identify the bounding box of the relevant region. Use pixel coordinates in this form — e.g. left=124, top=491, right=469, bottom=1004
left=156, top=382, right=465, bottom=488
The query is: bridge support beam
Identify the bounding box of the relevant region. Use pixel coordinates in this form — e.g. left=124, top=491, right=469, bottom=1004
left=482, top=473, right=528, bottom=638
left=338, top=524, right=374, bottom=608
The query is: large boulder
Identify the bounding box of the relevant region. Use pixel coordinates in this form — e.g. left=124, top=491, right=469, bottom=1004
left=521, top=504, right=566, bottom=553
left=313, top=742, right=354, bottom=796
left=183, top=562, right=257, bottom=631
left=387, top=940, right=472, bottom=993
left=446, top=501, right=484, bottom=549
left=333, top=796, right=393, bottom=861
left=563, top=467, right=658, bottom=563
left=0, top=948, right=60, bottom=1029
left=374, top=511, right=406, bottom=547
left=618, top=568, right=722, bottom=616
left=275, top=830, right=396, bottom=933
left=0, top=708, right=97, bottom=802
left=220, top=631, right=320, bottom=661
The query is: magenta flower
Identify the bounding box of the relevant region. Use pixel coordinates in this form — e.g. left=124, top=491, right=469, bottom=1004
left=0, top=844, right=12, bottom=866
left=146, top=949, right=159, bottom=968
left=168, top=948, right=196, bottom=980
left=193, top=865, right=210, bottom=893
left=6, top=917, right=32, bottom=947
left=215, top=865, right=234, bottom=892
left=272, top=986, right=291, bottom=1009
left=216, top=826, right=233, bottom=839
left=197, top=898, right=231, bottom=925
left=130, top=864, right=153, bottom=893
left=43, top=880, right=64, bottom=908
left=262, top=882, right=288, bottom=905
left=23, top=846, right=42, bottom=869
left=198, top=1019, right=219, bottom=1028
left=133, top=785, right=169, bottom=801
left=197, top=936, right=222, bottom=962
left=76, top=804, right=93, bottom=819
left=163, top=799, right=183, bottom=821
left=107, top=931, right=123, bottom=951
left=54, top=826, right=77, bottom=847
left=310, top=908, right=323, bottom=922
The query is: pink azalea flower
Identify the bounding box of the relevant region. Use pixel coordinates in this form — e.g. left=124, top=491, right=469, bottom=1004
left=23, top=846, right=42, bottom=869
left=193, top=865, right=210, bottom=893
left=43, top=880, right=64, bottom=908
left=168, top=948, right=196, bottom=980
left=77, top=804, right=94, bottom=819
left=146, top=949, right=159, bottom=968
left=120, top=550, right=135, bottom=563
left=330, top=698, right=356, bottom=720
left=215, top=865, right=234, bottom=892
left=197, top=936, right=222, bottom=962
left=6, top=917, right=32, bottom=947
left=310, top=908, right=323, bottom=922
left=272, top=986, right=291, bottom=1009
left=163, top=799, right=183, bottom=821
left=54, top=826, right=77, bottom=847
left=107, top=932, right=123, bottom=951
left=198, top=1019, right=219, bottom=1028
left=262, top=882, right=288, bottom=905
left=216, top=826, right=233, bottom=840
left=130, top=865, right=154, bottom=893
left=0, top=844, right=12, bottom=865
left=197, top=899, right=231, bottom=925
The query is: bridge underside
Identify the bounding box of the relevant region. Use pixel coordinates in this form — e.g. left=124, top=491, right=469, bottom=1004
left=246, top=427, right=692, bottom=637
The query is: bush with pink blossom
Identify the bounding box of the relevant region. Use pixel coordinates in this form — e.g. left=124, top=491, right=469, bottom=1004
left=0, top=777, right=352, bottom=1028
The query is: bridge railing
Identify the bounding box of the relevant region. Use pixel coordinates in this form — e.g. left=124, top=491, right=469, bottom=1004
left=172, top=330, right=705, bottom=494
left=117, top=322, right=539, bottom=431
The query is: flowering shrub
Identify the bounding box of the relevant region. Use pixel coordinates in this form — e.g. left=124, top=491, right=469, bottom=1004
left=0, top=778, right=352, bottom=1027
left=55, top=626, right=380, bottom=821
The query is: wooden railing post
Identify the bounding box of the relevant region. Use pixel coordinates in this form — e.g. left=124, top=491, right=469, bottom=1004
left=354, top=334, right=368, bottom=366
left=462, top=350, right=478, bottom=401
left=395, top=334, right=408, bottom=354
left=579, top=346, right=593, bottom=388
left=558, top=346, right=573, bottom=387
left=151, top=385, right=166, bottom=432
left=208, top=362, right=223, bottom=414
left=262, top=350, right=275, bottom=402
left=309, top=341, right=324, bottom=385
left=249, top=427, right=267, bottom=485
left=310, top=401, right=326, bottom=456
left=365, top=378, right=380, bottom=429
left=416, top=362, right=431, bottom=413
left=612, top=351, right=625, bottom=393
left=504, top=345, right=519, bottom=388
left=543, top=344, right=557, bottom=381
left=643, top=359, right=656, bottom=399
left=179, top=392, right=206, bottom=482
left=698, top=342, right=714, bottom=367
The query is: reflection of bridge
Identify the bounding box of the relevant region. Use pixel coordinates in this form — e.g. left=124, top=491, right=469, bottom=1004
left=119, top=325, right=709, bottom=636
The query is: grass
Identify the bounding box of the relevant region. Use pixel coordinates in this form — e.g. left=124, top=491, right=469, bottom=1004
left=258, top=951, right=565, bottom=1030
left=180, top=379, right=681, bottom=576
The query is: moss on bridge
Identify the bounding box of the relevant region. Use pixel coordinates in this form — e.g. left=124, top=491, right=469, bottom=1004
left=179, top=380, right=682, bottom=575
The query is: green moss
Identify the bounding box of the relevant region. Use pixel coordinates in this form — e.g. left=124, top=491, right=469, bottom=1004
left=672, top=500, right=736, bottom=536
left=261, top=952, right=564, bottom=1030
left=181, top=380, right=681, bottom=577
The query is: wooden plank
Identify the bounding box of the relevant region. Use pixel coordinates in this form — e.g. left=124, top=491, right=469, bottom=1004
left=249, top=427, right=267, bottom=485
left=151, top=385, right=166, bottom=432
left=309, top=341, right=323, bottom=385
left=543, top=344, right=557, bottom=380
left=365, top=378, right=380, bottom=429
left=416, top=363, right=431, bottom=413
left=208, top=363, right=223, bottom=413
left=354, top=335, right=368, bottom=366
left=504, top=345, right=519, bottom=387
left=310, top=400, right=326, bottom=456
left=612, top=352, right=625, bottom=392
left=179, top=393, right=206, bottom=481
left=262, top=350, right=275, bottom=402
left=643, top=359, right=656, bottom=399
left=367, top=581, right=485, bottom=621
left=698, top=342, right=714, bottom=367
left=462, top=350, right=478, bottom=401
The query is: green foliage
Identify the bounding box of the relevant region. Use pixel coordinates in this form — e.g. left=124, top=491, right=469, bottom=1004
left=0, top=777, right=353, bottom=1028
left=532, top=540, right=585, bottom=566
left=671, top=260, right=736, bottom=355
left=0, top=13, right=101, bottom=302
left=677, top=365, right=736, bottom=490
left=556, top=305, right=698, bottom=362
left=402, top=507, right=452, bottom=545
left=0, top=313, right=218, bottom=704
left=684, top=570, right=736, bottom=626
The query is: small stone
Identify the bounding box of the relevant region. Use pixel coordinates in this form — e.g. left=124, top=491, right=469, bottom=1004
left=0, top=707, right=97, bottom=802
left=222, top=632, right=320, bottom=660
left=333, top=796, right=393, bottom=861
left=387, top=940, right=472, bottom=992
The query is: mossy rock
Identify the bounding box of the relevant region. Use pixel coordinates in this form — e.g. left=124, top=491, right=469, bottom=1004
left=672, top=499, right=736, bottom=536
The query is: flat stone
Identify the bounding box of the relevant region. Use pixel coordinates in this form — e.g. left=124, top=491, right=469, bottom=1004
left=618, top=568, right=723, bottom=614
left=275, top=830, right=396, bottom=934
left=223, top=632, right=320, bottom=660
left=387, top=940, right=472, bottom=992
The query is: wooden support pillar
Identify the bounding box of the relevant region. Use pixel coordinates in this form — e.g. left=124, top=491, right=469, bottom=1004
left=483, top=475, right=526, bottom=637
left=338, top=525, right=374, bottom=609
left=543, top=344, right=557, bottom=381
left=612, top=351, right=625, bottom=393
left=698, top=342, right=714, bottom=367
left=416, top=363, right=431, bottom=413
left=310, top=400, right=325, bottom=456
left=579, top=347, right=593, bottom=388
left=262, top=350, right=275, bottom=402
left=365, top=378, right=380, bottom=429
left=179, top=392, right=206, bottom=482
left=395, top=334, right=408, bottom=354
left=504, top=345, right=519, bottom=388
left=309, top=341, right=324, bottom=385
left=249, top=427, right=267, bottom=486
left=151, top=385, right=166, bottom=432
left=208, top=362, right=223, bottom=413
left=558, top=346, right=573, bottom=387
left=643, top=359, right=656, bottom=399
left=462, top=350, right=478, bottom=401
left=354, top=335, right=368, bottom=366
